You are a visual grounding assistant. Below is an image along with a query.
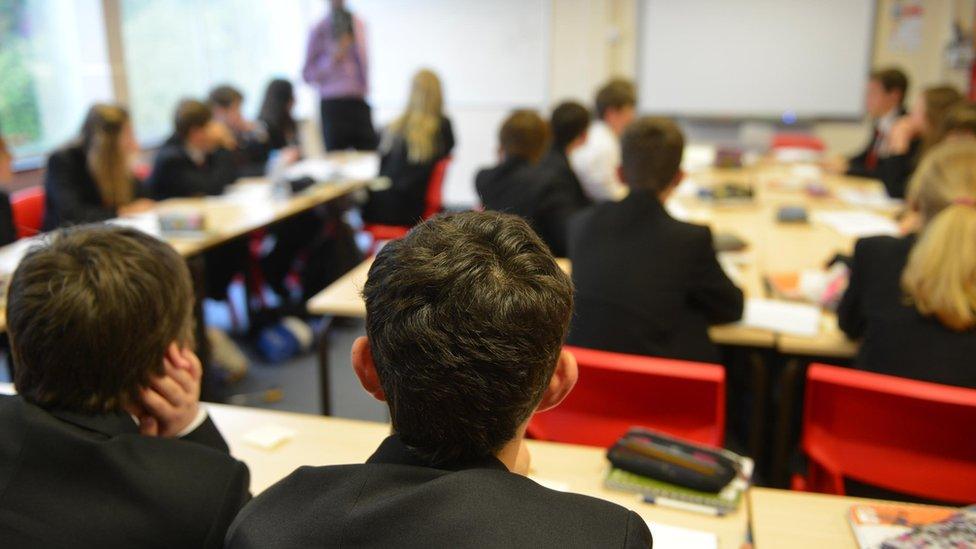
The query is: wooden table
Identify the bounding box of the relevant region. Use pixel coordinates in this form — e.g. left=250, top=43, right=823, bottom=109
left=207, top=402, right=749, bottom=548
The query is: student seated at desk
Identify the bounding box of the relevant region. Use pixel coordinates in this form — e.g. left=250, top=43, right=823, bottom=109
left=476, top=110, right=576, bottom=256
left=838, top=140, right=976, bottom=388
left=42, top=104, right=154, bottom=230
left=0, top=226, right=250, bottom=547
left=226, top=212, right=652, bottom=548
left=148, top=98, right=238, bottom=200
left=0, top=133, right=18, bottom=245
left=539, top=101, right=593, bottom=212
left=362, top=69, right=455, bottom=226
left=209, top=84, right=272, bottom=177
left=568, top=117, right=744, bottom=363
left=570, top=78, right=637, bottom=202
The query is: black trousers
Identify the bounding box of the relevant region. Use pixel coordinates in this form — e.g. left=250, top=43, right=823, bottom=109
left=319, top=97, right=378, bottom=151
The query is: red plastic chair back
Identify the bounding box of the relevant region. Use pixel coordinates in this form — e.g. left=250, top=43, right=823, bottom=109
left=421, top=156, right=450, bottom=220
left=799, top=364, right=976, bottom=504
left=11, top=186, right=45, bottom=239
left=527, top=346, right=726, bottom=448
left=771, top=133, right=826, bottom=152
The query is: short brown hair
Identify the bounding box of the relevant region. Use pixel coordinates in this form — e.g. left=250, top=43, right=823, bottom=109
left=551, top=101, right=591, bottom=151
left=932, top=101, right=976, bottom=146
left=9, top=225, right=195, bottom=413
left=595, top=78, right=637, bottom=119
left=208, top=85, right=244, bottom=109
left=870, top=67, right=909, bottom=104
left=499, top=110, right=550, bottom=163
left=363, top=211, right=573, bottom=465
left=620, top=116, right=685, bottom=192
left=174, top=99, right=213, bottom=139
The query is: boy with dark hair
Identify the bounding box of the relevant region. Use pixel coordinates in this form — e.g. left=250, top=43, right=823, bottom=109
left=148, top=98, right=239, bottom=200
left=569, top=117, right=743, bottom=363
left=476, top=110, right=576, bottom=256
left=226, top=211, right=651, bottom=548
left=0, top=225, right=250, bottom=547
left=208, top=84, right=272, bottom=176
left=540, top=100, right=593, bottom=211
left=570, top=78, right=637, bottom=202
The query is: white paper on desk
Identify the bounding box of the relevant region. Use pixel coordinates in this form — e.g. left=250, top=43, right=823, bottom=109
left=644, top=521, right=718, bottom=549
left=740, top=298, right=821, bottom=337
left=242, top=424, right=297, bottom=450
left=837, top=189, right=903, bottom=210
left=812, top=211, right=899, bottom=238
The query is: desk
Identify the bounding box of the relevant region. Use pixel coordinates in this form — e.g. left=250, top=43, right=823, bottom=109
left=749, top=487, right=953, bottom=549
left=207, top=402, right=749, bottom=548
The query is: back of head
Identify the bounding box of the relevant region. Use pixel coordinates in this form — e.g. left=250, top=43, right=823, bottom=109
left=595, top=78, right=637, bottom=119
left=174, top=99, right=212, bottom=140
left=550, top=101, right=590, bottom=152
left=387, top=69, right=444, bottom=163
left=871, top=67, right=910, bottom=105
left=620, top=116, right=685, bottom=193
left=8, top=225, right=195, bottom=413
left=258, top=78, right=296, bottom=132
left=921, top=85, right=963, bottom=151
left=362, top=211, right=573, bottom=465
left=902, top=140, right=976, bottom=331
left=208, top=84, right=244, bottom=109
left=80, top=104, right=133, bottom=207
left=931, top=101, right=976, bottom=147
left=499, top=110, right=550, bottom=164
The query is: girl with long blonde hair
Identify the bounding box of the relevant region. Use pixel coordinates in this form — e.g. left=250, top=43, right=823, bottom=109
left=838, top=139, right=976, bottom=388
left=43, top=104, right=153, bottom=230
left=364, top=69, right=455, bottom=226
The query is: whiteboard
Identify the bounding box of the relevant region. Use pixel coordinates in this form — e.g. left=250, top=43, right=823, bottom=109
left=638, top=0, right=876, bottom=119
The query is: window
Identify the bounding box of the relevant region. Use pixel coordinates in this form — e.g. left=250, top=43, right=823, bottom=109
left=0, top=0, right=113, bottom=158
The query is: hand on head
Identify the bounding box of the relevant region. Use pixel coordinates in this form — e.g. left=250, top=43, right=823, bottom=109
left=129, top=343, right=203, bottom=437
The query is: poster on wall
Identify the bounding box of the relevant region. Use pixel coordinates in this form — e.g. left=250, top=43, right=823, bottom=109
left=889, top=0, right=925, bottom=53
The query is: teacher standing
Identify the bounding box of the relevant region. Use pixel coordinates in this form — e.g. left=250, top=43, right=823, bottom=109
left=303, top=0, right=378, bottom=151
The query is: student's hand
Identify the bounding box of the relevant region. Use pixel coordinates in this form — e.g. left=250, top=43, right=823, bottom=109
left=118, top=198, right=155, bottom=217
left=820, top=154, right=848, bottom=175
left=898, top=209, right=922, bottom=235
left=513, top=440, right=532, bottom=476
left=888, top=116, right=919, bottom=155
left=136, top=344, right=203, bottom=438
left=208, top=121, right=237, bottom=151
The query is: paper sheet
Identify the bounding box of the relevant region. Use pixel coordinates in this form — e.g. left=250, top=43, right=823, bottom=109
left=242, top=424, right=297, bottom=450
left=645, top=521, right=718, bottom=549
left=739, top=298, right=822, bottom=337
left=812, top=211, right=900, bottom=238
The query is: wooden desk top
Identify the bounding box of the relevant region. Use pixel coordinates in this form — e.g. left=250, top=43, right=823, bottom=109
left=207, top=402, right=748, bottom=548
left=749, top=487, right=954, bottom=549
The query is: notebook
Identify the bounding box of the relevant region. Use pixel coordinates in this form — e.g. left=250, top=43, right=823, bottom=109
left=848, top=504, right=969, bottom=549
left=739, top=298, right=822, bottom=337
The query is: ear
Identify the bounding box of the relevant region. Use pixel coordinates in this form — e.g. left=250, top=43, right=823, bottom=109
left=535, top=349, right=578, bottom=413
left=351, top=336, right=386, bottom=402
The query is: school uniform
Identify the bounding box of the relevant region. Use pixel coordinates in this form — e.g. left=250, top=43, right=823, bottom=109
left=847, top=107, right=911, bottom=198
left=42, top=143, right=147, bottom=231
left=0, top=395, right=250, bottom=548
left=362, top=116, right=455, bottom=226
left=0, top=191, right=16, bottom=246
left=538, top=148, right=593, bottom=211
left=225, top=435, right=652, bottom=548
left=838, top=235, right=976, bottom=388
left=147, top=137, right=238, bottom=200
left=568, top=188, right=744, bottom=363
left=476, top=157, right=577, bottom=257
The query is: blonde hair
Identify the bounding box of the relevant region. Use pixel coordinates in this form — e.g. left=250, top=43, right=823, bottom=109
left=901, top=140, right=976, bottom=331
left=384, top=69, right=444, bottom=164
left=82, top=104, right=134, bottom=208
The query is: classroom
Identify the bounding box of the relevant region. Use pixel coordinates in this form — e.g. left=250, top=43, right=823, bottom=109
left=0, top=0, right=974, bottom=547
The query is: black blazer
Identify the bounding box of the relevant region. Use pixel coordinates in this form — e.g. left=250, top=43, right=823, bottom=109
left=42, top=143, right=147, bottom=231
left=226, top=435, right=652, bottom=548
left=846, top=108, right=913, bottom=198
left=538, top=148, right=592, bottom=212
left=147, top=137, right=238, bottom=200
left=568, top=189, right=744, bottom=363
left=476, top=157, right=577, bottom=257
left=363, top=116, right=455, bottom=227
left=0, top=395, right=250, bottom=548
left=0, top=190, right=16, bottom=246
left=838, top=235, right=976, bottom=388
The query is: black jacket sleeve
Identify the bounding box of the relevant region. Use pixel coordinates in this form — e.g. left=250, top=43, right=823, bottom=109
left=440, top=117, right=456, bottom=156
left=623, top=510, right=653, bottom=548
left=687, top=226, right=745, bottom=324
left=150, top=147, right=238, bottom=199
left=873, top=138, right=920, bottom=199
left=203, top=460, right=251, bottom=549
left=837, top=238, right=868, bottom=339
left=44, top=151, right=117, bottom=225
left=179, top=415, right=231, bottom=454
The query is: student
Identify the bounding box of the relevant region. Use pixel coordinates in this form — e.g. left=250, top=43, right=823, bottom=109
left=539, top=101, right=592, bottom=211
left=209, top=84, right=272, bottom=177
left=929, top=100, right=976, bottom=145
left=0, top=225, right=250, bottom=547
left=879, top=85, right=962, bottom=199
left=257, top=79, right=301, bottom=156
left=362, top=69, right=455, bottom=226
left=226, top=211, right=653, bottom=548
left=838, top=140, right=976, bottom=388
left=833, top=68, right=910, bottom=195
left=570, top=78, right=637, bottom=202
left=568, top=117, right=744, bottom=363
left=42, top=104, right=153, bottom=230
left=476, top=110, right=575, bottom=256
left=147, top=99, right=238, bottom=200
left=0, top=133, right=18, bottom=245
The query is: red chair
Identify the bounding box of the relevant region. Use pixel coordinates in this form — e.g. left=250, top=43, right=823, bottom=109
left=771, top=133, right=826, bottom=152
left=11, top=186, right=45, bottom=239
left=527, top=346, right=726, bottom=448
left=794, top=364, right=976, bottom=504
left=364, top=156, right=452, bottom=253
